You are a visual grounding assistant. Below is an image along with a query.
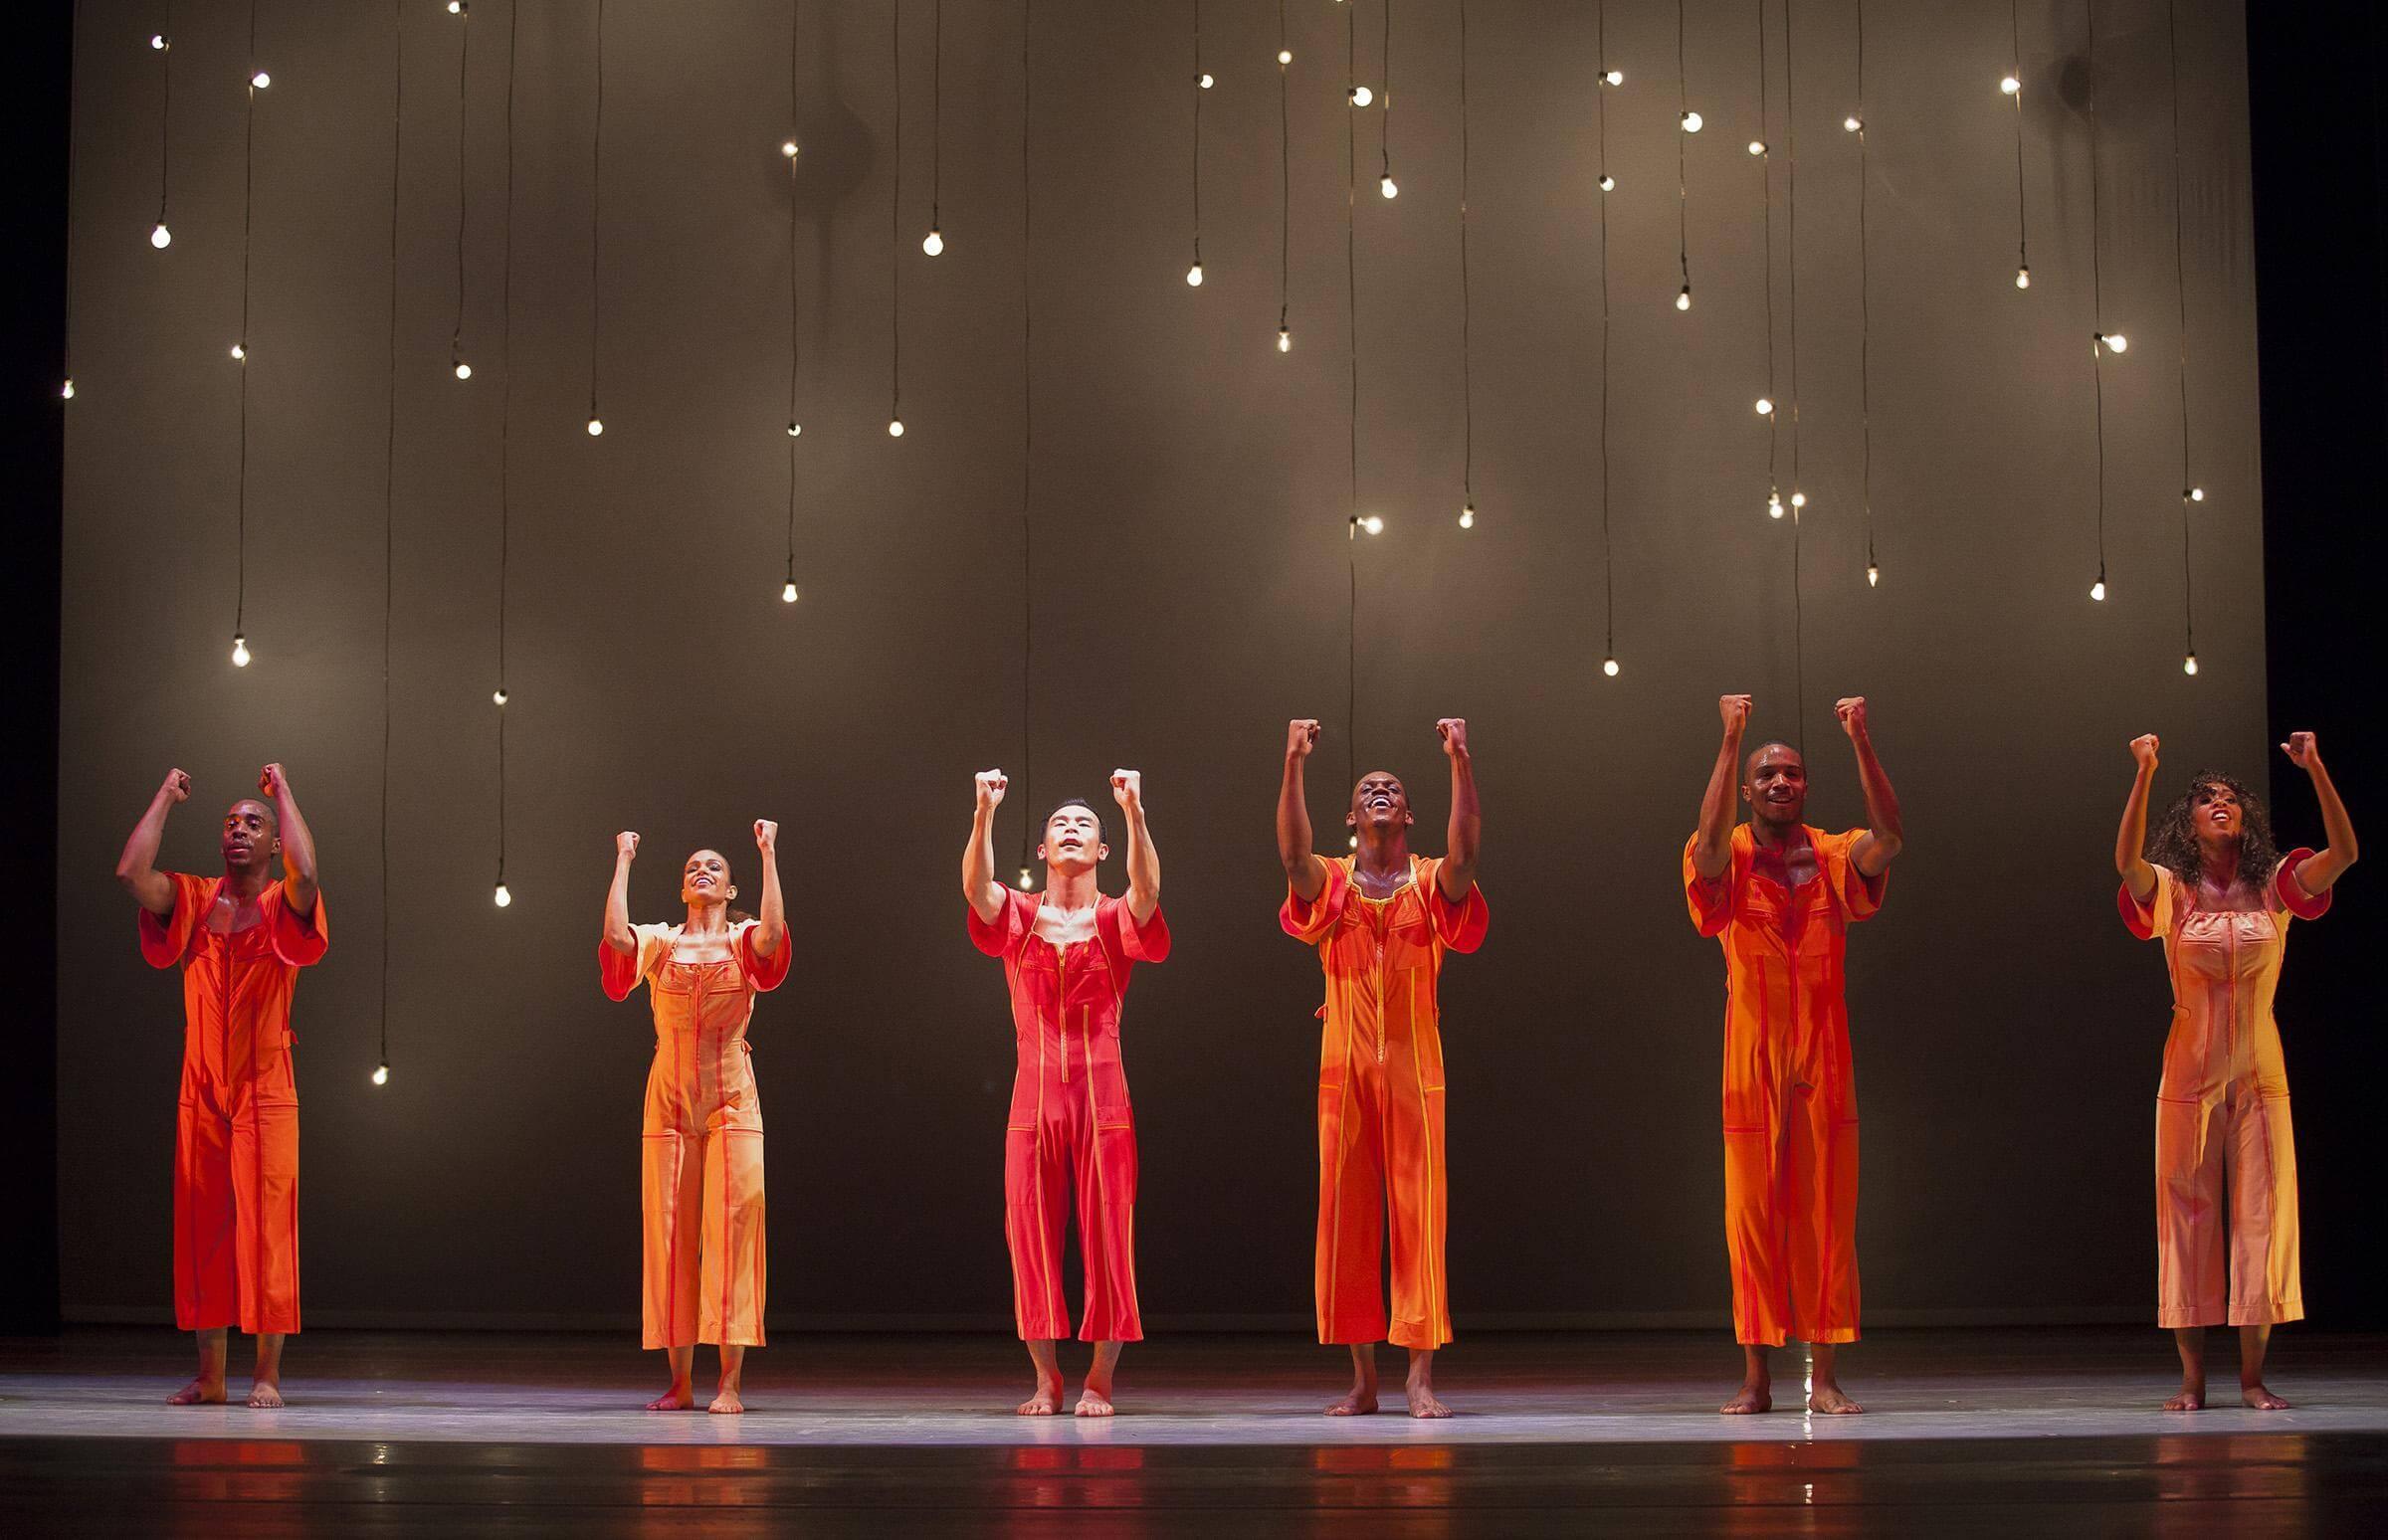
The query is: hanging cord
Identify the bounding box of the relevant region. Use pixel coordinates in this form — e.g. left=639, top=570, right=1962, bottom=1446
left=1345, top=0, right=1359, bottom=793
left=2011, top=0, right=2029, bottom=285
left=1459, top=0, right=1473, bottom=522
left=496, top=0, right=517, bottom=893
left=450, top=2, right=469, bottom=375
left=1857, top=0, right=1875, bottom=582
left=891, top=0, right=902, bottom=426
left=234, top=0, right=260, bottom=647
left=1759, top=0, right=1778, bottom=508
left=2087, top=0, right=2107, bottom=594
left=1785, top=0, right=1805, bottom=750
left=785, top=1, right=802, bottom=591
left=2165, top=0, right=2196, bottom=665
left=1277, top=0, right=1290, bottom=348
left=1019, top=0, right=1037, bottom=879
left=588, top=0, right=603, bottom=426
left=380, top=0, right=403, bottom=1071
left=1676, top=0, right=1691, bottom=306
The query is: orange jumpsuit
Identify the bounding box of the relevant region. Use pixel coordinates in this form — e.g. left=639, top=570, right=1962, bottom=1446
left=1684, top=826, right=1883, bottom=1349
left=139, top=872, right=328, bottom=1337
left=1284, top=856, right=1489, bottom=1350
left=970, top=890, right=1171, bottom=1342
left=2120, top=849, right=2329, bottom=1328
left=601, top=921, right=791, bottom=1350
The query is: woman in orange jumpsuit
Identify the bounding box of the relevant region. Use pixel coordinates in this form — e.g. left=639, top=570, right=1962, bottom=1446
left=2114, top=729, right=2356, bottom=1412
left=600, top=821, right=789, bottom=1414
left=1278, top=717, right=1486, bottom=1421
left=117, top=763, right=324, bottom=1410
left=963, top=768, right=1168, bottom=1418
left=1685, top=695, right=1902, bottom=1417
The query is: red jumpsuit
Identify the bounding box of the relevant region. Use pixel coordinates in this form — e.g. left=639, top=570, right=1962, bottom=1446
left=601, top=921, right=792, bottom=1350
left=139, top=872, right=328, bottom=1336
left=970, top=890, right=1171, bottom=1342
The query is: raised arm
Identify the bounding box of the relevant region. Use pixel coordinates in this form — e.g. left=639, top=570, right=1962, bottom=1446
left=604, top=831, right=640, bottom=953
left=750, top=819, right=787, bottom=957
left=258, top=763, right=318, bottom=917
left=1278, top=719, right=1327, bottom=904
left=2282, top=731, right=2358, bottom=894
left=1436, top=718, right=1481, bottom=899
left=963, top=770, right=1009, bottom=924
left=115, top=768, right=189, bottom=915
left=1692, top=695, right=1751, bottom=881
left=1110, top=770, right=1162, bottom=924
left=2114, top=734, right=2160, bottom=904
left=1835, top=698, right=1905, bottom=878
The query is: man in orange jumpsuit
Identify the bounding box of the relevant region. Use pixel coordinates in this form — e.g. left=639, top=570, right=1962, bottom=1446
left=1278, top=717, right=1486, bottom=1420
left=117, top=763, right=325, bottom=1409
left=1685, top=694, right=1902, bottom=1416
left=964, top=767, right=1168, bottom=1418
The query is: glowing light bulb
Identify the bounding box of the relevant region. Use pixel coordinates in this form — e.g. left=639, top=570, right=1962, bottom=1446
left=1603, top=70, right=1623, bottom=87
left=1844, top=114, right=1863, bottom=132
left=1748, top=139, right=1767, bottom=155
left=1379, top=174, right=1398, bottom=199
left=889, top=418, right=904, bottom=437
left=61, top=379, right=74, bottom=400
left=1017, top=866, right=1034, bottom=890
left=1866, top=563, right=1880, bottom=588
left=2183, top=652, right=2199, bottom=675
left=1459, top=503, right=1476, bottom=529
left=1755, top=397, right=1774, bottom=415
left=1767, top=493, right=1784, bottom=519
left=450, top=1, right=466, bottom=13
left=2097, top=331, right=2127, bottom=353
left=787, top=421, right=802, bottom=436
left=1277, top=326, right=1292, bottom=353
left=1603, top=656, right=1621, bottom=677
left=1279, top=49, right=1293, bottom=66
left=1597, top=173, right=1615, bottom=192
left=2090, top=579, right=2106, bottom=601
left=372, top=1061, right=390, bottom=1085
left=231, top=342, right=246, bottom=361
left=2015, top=266, right=2031, bottom=289
left=494, top=881, right=512, bottom=907
left=1360, top=514, right=1384, bottom=535
left=2189, top=486, right=2205, bottom=502
left=1186, top=262, right=1204, bottom=287
left=922, top=228, right=943, bottom=256
left=150, top=34, right=167, bottom=51
left=782, top=581, right=799, bottom=604
left=1199, top=73, right=1214, bottom=89
left=781, top=139, right=799, bottom=158
left=230, top=634, right=251, bottom=668
left=251, top=71, right=271, bottom=90
left=2001, top=74, right=2020, bottom=95
left=1676, top=287, right=1692, bottom=311
left=454, top=360, right=472, bottom=380
left=1682, top=110, right=1703, bottom=132
left=1348, top=833, right=1359, bottom=850
left=1349, top=85, right=1373, bottom=106
left=150, top=222, right=172, bottom=249
left=1790, top=490, right=1807, bottom=508
left=493, top=687, right=507, bottom=704
left=586, top=416, right=604, bottom=436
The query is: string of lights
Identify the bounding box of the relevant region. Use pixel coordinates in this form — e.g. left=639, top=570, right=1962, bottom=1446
left=149, top=8, right=173, bottom=250
left=1379, top=1, right=1395, bottom=199
left=924, top=0, right=943, bottom=255
left=1597, top=1, right=1618, bottom=678
left=1017, top=0, right=1037, bottom=890
left=2005, top=0, right=2028, bottom=289
left=1277, top=0, right=1291, bottom=353
left=450, top=2, right=471, bottom=381
left=1856, top=0, right=1877, bottom=588
left=783, top=2, right=804, bottom=606
left=62, top=0, right=83, bottom=401
left=586, top=0, right=605, bottom=438
left=375, top=0, right=403, bottom=1088
left=1188, top=0, right=1206, bottom=287
left=1457, top=0, right=1475, bottom=529
left=1676, top=0, right=1698, bottom=312
left=2165, top=0, right=2200, bottom=674
left=229, top=0, right=267, bottom=670
left=890, top=0, right=905, bottom=435
left=493, top=0, right=517, bottom=911
left=2086, top=0, right=2123, bottom=604
left=1756, top=0, right=1779, bottom=518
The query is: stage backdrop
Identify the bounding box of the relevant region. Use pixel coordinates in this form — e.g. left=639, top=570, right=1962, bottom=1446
left=58, top=0, right=2271, bottom=1330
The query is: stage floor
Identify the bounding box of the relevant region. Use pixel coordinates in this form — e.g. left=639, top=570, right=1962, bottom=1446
left=5, top=1327, right=2386, bottom=1534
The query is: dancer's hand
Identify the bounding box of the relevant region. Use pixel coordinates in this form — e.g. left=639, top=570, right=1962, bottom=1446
left=1109, top=770, right=1142, bottom=811
left=753, top=819, right=778, bottom=852
left=258, top=762, right=291, bottom=798
left=159, top=768, right=192, bottom=805
left=975, top=770, right=1008, bottom=812
left=1436, top=718, right=1470, bottom=760
left=1286, top=719, right=1320, bottom=760
left=1834, top=697, right=1869, bottom=741
left=2281, top=731, right=2320, bottom=771
left=1719, top=694, right=1753, bottom=735
left=2130, top=734, right=2160, bottom=772
left=615, top=831, right=640, bottom=860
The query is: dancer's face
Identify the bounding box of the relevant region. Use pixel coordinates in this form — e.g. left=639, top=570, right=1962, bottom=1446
left=220, top=800, right=279, bottom=872
left=1038, top=805, right=1107, bottom=874
left=1347, top=772, right=1414, bottom=837
left=2192, top=782, right=2244, bottom=845
left=681, top=849, right=734, bottom=905
left=1742, top=745, right=1808, bottom=828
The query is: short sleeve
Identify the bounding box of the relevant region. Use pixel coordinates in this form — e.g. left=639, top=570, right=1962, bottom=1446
left=1112, top=899, right=1171, bottom=963
left=137, top=873, right=213, bottom=969
left=267, top=878, right=329, bottom=967
left=600, top=923, right=672, bottom=1001
left=2117, top=866, right=2177, bottom=941
left=1282, top=859, right=1351, bottom=945
left=2273, top=849, right=2332, bottom=923
left=969, top=888, right=1036, bottom=959
left=1420, top=859, right=1489, bottom=954
left=1822, top=830, right=1887, bottom=923
left=1683, top=837, right=1734, bottom=938
left=735, top=919, right=795, bottom=992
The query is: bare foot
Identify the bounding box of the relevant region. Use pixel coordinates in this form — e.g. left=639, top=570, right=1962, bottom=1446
left=2241, top=1383, right=2290, bottom=1411
left=707, top=1384, right=745, bottom=1414
left=168, top=1377, right=226, bottom=1407
left=1808, top=1384, right=1864, bottom=1415
left=1719, top=1381, right=1771, bottom=1415
left=1323, top=1388, right=1379, bottom=1416
left=1016, top=1382, right=1063, bottom=1417
left=2163, top=1384, right=2205, bottom=1412
left=647, top=1386, right=696, bottom=1411
left=1075, top=1390, right=1114, bottom=1418
left=246, top=1381, right=285, bottom=1410
left=1406, top=1384, right=1454, bottom=1419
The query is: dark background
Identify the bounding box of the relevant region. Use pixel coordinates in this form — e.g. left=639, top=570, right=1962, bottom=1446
left=4, top=0, right=2377, bottom=1336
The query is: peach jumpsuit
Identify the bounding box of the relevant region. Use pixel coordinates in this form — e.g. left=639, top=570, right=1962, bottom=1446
left=1684, top=826, right=1883, bottom=1348
left=1284, top=856, right=1489, bottom=1350
left=2120, top=850, right=2329, bottom=1328
left=601, top=920, right=791, bottom=1350
left=140, top=872, right=328, bottom=1337
left=971, top=890, right=1171, bottom=1342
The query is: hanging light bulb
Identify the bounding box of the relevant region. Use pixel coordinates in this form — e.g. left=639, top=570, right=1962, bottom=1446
left=493, top=687, right=507, bottom=705
left=2188, top=486, right=2205, bottom=502
left=151, top=34, right=168, bottom=50
left=230, top=342, right=246, bottom=361
left=61, top=379, right=74, bottom=400
left=1603, top=69, right=1623, bottom=86
left=2182, top=652, right=2199, bottom=675
left=2000, top=74, right=2020, bottom=95
left=1016, top=866, right=1034, bottom=890
left=1347, top=833, right=1359, bottom=850
left=1867, top=563, right=1880, bottom=588
left=1843, top=114, right=1863, bottom=132
left=1790, top=490, right=1807, bottom=508
left=2096, top=331, right=2128, bottom=353
left=150, top=222, right=172, bottom=250
left=1199, top=72, right=1214, bottom=89
left=922, top=227, right=944, bottom=256
left=2090, top=578, right=2107, bottom=601
left=1277, top=325, right=1292, bottom=353
left=2015, top=266, right=2031, bottom=289
left=454, top=360, right=472, bottom=380
left=1359, top=514, right=1384, bottom=535
left=1379, top=174, right=1398, bottom=199
left=230, top=634, right=251, bottom=668
left=1597, top=172, right=1615, bottom=192
left=1186, top=262, right=1204, bottom=287
left=787, top=420, right=802, bottom=437
left=251, top=70, right=271, bottom=90
left=1459, top=502, right=1476, bottom=529
left=1767, top=491, right=1784, bottom=519
left=449, top=1, right=466, bottom=13
left=781, top=138, right=800, bottom=158
left=1349, top=85, right=1373, bottom=106
left=1755, top=397, right=1774, bottom=415
left=1676, top=286, right=1692, bottom=311
left=889, top=418, right=904, bottom=436
left=1279, top=49, right=1293, bottom=66
left=371, top=1060, right=390, bottom=1085
left=586, top=416, right=604, bottom=436
left=1747, top=139, right=1767, bottom=155
left=1682, top=110, right=1703, bottom=132
left=781, top=580, right=799, bottom=604
left=494, top=881, right=512, bottom=907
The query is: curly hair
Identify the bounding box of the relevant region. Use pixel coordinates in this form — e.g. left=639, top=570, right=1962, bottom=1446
left=2145, top=770, right=2282, bottom=898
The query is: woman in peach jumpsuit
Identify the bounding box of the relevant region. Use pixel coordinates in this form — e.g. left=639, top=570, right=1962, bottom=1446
left=600, top=821, right=789, bottom=1414
left=2115, top=730, right=2356, bottom=1412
